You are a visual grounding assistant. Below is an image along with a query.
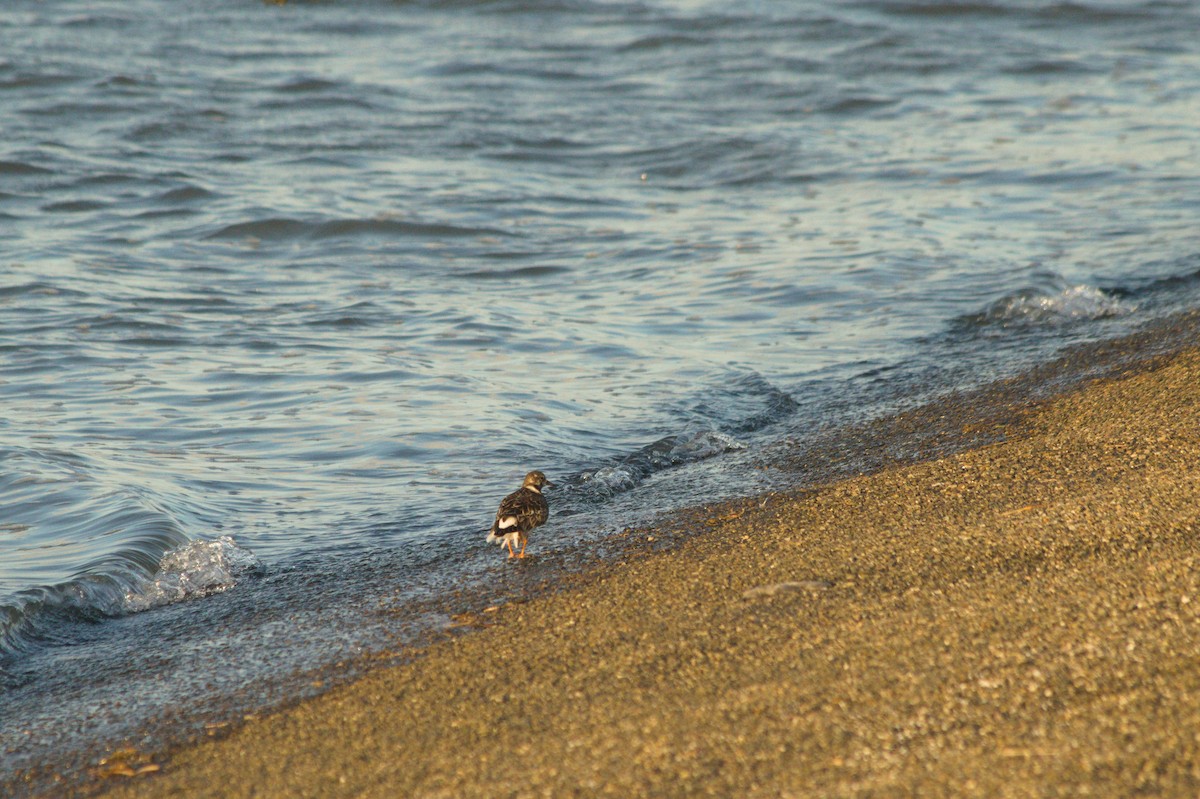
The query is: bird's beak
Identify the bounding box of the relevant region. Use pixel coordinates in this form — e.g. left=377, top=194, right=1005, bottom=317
left=544, top=480, right=556, bottom=489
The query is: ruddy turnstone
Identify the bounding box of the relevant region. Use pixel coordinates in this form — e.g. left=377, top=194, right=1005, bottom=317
left=487, top=470, right=554, bottom=559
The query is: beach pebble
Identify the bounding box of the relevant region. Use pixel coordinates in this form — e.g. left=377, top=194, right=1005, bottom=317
left=92, top=746, right=159, bottom=779
left=742, top=580, right=832, bottom=600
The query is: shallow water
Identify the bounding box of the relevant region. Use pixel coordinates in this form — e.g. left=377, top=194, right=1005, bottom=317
left=2, top=0, right=1199, bottom=787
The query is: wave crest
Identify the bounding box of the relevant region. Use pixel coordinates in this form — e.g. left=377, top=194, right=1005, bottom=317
left=963, top=284, right=1130, bottom=330
left=123, top=536, right=262, bottom=613
left=2, top=536, right=261, bottom=670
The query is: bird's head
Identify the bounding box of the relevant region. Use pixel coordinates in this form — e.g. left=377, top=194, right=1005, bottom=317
left=523, top=470, right=555, bottom=492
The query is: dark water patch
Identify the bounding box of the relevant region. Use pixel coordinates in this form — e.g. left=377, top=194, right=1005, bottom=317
left=868, top=1, right=1022, bottom=18
left=298, top=312, right=382, bottom=331
left=618, top=33, right=709, bottom=52
left=952, top=167, right=1120, bottom=188
left=429, top=58, right=592, bottom=83
left=41, top=199, right=106, bottom=213
left=257, top=95, right=380, bottom=113
left=135, top=207, right=201, bottom=221
left=283, top=154, right=364, bottom=170
left=69, top=171, right=147, bottom=189
left=0, top=161, right=51, bottom=177
left=822, top=95, right=902, bottom=115
left=315, top=218, right=506, bottom=240
left=1002, top=57, right=1097, bottom=75
left=426, top=59, right=499, bottom=78
left=25, top=101, right=136, bottom=118
left=623, top=135, right=805, bottom=190
left=76, top=315, right=187, bottom=334
left=582, top=342, right=640, bottom=359
left=127, top=116, right=215, bottom=143
left=60, top=13, right=135, bottom=29
left=0, top=281, right=88, bottom=301
left=206, top=216, right=508, bottom=242
left=0, top=71, right=81, bottom=91
left=866, top=0, right=1169, bottom=22
left=275, top=76, right=342, bottom=93
left=206, top=217, right=327, bottom=241
left=427, top=0, right=605, bottom=15
left=489, top=135, right=593, bottom=160
left=1034, top=1, right=1181, bottom=23
left=130, top=293, right=238, bottom=310
left=96, top=74, right=147, bottom=89
left=459, top=264, right=571, bottom=281
left=116, top=336, right=194, bottom=348
left=154, top=183, right=214, bottom=205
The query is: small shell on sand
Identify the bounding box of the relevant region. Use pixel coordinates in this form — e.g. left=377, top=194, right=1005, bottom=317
left=742, top=580, right=832, bottom=599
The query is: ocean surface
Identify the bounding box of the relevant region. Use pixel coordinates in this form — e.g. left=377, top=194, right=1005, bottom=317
left=2, top=0, right=1199, bottom=788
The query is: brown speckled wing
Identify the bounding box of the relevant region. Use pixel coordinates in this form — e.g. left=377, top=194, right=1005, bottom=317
left=492, top=487, right=549, bottom=535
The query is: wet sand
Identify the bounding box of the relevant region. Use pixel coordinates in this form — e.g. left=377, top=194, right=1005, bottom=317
left=96, top=342, right=1200, bottom=798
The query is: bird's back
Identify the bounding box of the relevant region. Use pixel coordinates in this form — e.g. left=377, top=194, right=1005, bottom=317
left=492, top=486, right=549, bottom=534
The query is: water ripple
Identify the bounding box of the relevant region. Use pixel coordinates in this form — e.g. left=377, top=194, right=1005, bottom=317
left=206, top=216, right=509, bottom=242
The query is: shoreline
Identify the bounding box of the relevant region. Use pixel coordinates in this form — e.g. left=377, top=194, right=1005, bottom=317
left=75, top=329, right=1200, bottom=797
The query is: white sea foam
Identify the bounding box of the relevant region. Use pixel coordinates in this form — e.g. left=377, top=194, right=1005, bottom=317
left=664, top=429, right=746, bottom=462
left=123, top=536, right=262, bottom=613
left=988, top=285, right=1130, bottom=324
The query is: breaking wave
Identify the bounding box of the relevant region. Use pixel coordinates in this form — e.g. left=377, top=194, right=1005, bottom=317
left=121, top=536, right=263, bottom=613
left=1, top=535, right=261, bottom=675
left=960, top=283, right=1131, bottom=331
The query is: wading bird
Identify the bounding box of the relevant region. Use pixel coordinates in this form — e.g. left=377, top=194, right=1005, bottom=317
left=487, top=470, right=554, bottom=559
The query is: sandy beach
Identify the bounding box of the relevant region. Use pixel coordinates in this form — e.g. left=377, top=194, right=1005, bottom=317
left=83, top=338, right=1200, bottom=797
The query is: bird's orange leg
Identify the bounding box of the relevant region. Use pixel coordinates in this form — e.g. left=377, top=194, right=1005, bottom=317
left=517, top=534, right=527, bottom=559
left=504, top=538, right=515, bottom=558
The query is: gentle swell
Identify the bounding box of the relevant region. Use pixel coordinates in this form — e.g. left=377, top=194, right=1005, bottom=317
left=569, top=427, right=747, bottom=501
left=206, top=216, right=507, bottom=241
left=561, top=371, right=797, bottom=504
